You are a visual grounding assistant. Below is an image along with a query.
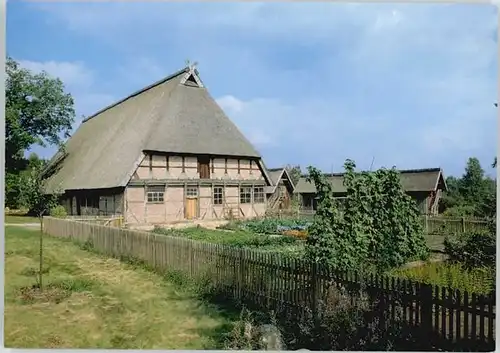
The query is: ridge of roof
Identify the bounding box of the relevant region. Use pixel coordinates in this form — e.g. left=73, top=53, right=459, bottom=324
left=300, top=167, right=442, bottom=178
left=82, top=66, right=190, bottom=123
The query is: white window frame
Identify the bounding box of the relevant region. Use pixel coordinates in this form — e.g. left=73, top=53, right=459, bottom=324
left=146, top=185, right=165, bottom=203
left=213, top=186, right=224, bottom=205
left=186, top=186, right=198, bottom=198
left=253, top=186, right=265, bottom=204
left=240, top=186, right=252, bottom=204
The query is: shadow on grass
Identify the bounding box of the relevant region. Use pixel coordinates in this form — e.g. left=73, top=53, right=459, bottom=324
left=61, top=239, right=496, bottom=352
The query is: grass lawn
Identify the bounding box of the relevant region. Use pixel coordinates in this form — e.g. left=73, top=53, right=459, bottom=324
left=4, top=226, right=235, bottom=349
left=5, top=214, right=40, bottom=224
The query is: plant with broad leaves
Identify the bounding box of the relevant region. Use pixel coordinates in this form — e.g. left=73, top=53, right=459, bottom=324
left=304, top=159, right=428, bottom=272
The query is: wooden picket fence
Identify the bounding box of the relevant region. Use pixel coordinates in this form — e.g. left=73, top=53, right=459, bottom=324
left=289, top=210, right=491, bottom=235
left=43, top=217, right=495, bottom=351
left=422, top=216, right=491, bottom=235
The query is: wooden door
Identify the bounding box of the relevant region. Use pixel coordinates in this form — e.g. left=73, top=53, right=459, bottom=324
left=185, top=198, right=198, bottom=219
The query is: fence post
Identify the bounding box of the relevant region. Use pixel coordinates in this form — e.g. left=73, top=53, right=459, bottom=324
left=420, top=283, right=434, bottom=348
left=238, top=248, right=245, bottom=303
left=462, top=217, right=466, bottom=233
left=311, top=261, right=319, bottom=321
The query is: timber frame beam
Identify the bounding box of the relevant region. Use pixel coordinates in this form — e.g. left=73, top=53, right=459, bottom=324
left=127, top=179, right=267, bottom=187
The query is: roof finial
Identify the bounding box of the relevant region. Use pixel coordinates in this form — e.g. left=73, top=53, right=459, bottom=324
left=185, top=59, right=198, bottom=71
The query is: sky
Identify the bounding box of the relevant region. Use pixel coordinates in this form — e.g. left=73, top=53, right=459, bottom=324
left=6, top=2, right=498, bottom=178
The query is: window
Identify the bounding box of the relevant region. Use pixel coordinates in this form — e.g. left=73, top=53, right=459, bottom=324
left=240, top=186, right=252, bottom=204
left=147, top=185, right=165, bottom=203
left=253, top=186, right=265, bottom=203
left=213, top=186, right=224, bottom=205
left=186, top=186, right=198, bottom=197
left=198, top=156, right=210, bottom=179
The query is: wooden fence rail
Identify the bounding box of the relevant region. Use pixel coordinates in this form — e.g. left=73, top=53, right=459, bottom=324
left=274, top=210, right=491, bottom=235
left=43, top=217, right=495, bottom=351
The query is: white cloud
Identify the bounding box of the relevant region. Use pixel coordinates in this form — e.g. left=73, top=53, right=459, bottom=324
left=18, top=59, right=94, bottom=89
left=17, top=59, right=115, bottom=128
left=23, top=3, right=498, bottom=174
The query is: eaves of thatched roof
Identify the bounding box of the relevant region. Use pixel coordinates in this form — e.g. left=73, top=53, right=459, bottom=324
left=44, top=65, right=264, bottom=192
left=294, top=167, right=447, bottom=194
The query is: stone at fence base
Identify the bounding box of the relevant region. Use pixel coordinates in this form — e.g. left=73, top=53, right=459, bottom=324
left=259, top=324, right=283, bottom=350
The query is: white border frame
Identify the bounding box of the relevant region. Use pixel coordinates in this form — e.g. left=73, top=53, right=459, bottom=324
left=1, top=1, right=499, bottom=353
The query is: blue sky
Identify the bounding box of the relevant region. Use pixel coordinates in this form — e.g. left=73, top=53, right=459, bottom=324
left=7, top=2, right=498, bottom=177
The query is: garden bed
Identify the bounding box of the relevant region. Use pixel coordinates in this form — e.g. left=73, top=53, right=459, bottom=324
left=151, top=226, right=305, bottom=255
left=218, top=218, right=311, bottom=237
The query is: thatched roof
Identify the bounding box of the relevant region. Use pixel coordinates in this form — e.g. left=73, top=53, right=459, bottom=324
left=294, top=168, right=447, bottom=194
left=265, top=167, right=296, bottom=194
left=44, top=66, right=264, bottom=192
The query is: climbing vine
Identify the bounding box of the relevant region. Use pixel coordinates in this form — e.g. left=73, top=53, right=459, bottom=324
left=305, top=160, right=429, bottom=272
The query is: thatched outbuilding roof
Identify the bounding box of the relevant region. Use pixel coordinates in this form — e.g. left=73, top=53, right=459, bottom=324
left=294, top=168, right=447, bottom=194
left=265, top=167, right=296, bottom=194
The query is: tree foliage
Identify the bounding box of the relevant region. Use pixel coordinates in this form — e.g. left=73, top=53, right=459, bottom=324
left=440, top=157, right=496, bottom=218
left=285, top=164, right=302, bottom=185
left=5, top=56, right=75, bottom=208
left=305, top=160, right=428, bottom=272
left=18, top=165, right=61, bottom=218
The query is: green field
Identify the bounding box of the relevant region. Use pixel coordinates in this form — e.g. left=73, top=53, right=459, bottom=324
left=4, top=226, right=235, bottom=349
left=5, top=214, right=40, bottom=224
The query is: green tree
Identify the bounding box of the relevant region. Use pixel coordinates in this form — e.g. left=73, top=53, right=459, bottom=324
left=459, top=158, right=487, bottom=205
left=5, top=56, right=75, bottom=207
left=440, top=157, right=496, bottom=218
left=285, top=164, right=302, bottom=185
left=18, top=166, right=61, bottom=290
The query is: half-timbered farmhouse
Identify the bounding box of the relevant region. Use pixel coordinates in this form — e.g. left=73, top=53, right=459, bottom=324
left=43, top=65, right=280, bottom=225
left=294, top=168, right=448, bottom=215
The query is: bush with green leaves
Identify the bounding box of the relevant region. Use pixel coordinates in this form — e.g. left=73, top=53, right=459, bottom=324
left=444, top=230, right=496, bottom=269
left=50, top=205, right=67, bottom=218
left=305, top=160, right=429, bottom=272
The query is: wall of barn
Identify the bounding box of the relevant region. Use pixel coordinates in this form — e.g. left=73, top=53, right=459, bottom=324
left=61, top=188, right=124, bottom=216
left=132, top=153, right=265, bottom=181
left=124, top=184, right=267, bottom=225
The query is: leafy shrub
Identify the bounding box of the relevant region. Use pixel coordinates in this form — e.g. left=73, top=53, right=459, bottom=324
left=305, top=160, right=429, bottom=272
left=49, top=205, right=67, bottom=218
left=444, top=230, right=496, bottom=269
left=278, top=284, right=414, bottom=351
